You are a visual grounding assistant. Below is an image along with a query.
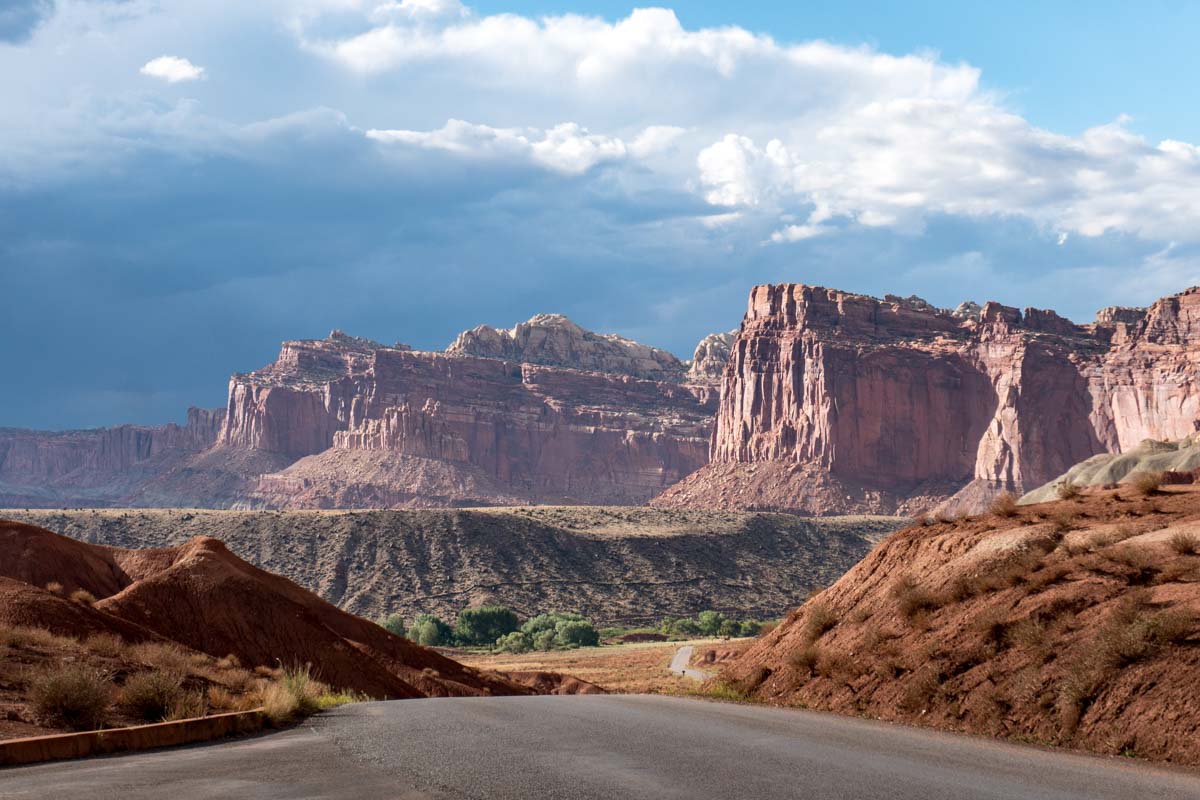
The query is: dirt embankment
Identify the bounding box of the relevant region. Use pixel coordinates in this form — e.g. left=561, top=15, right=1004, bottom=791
left=718, top=486, right=1200, bottom=766
left=3, top=508, right=900, bottom=625
left=0, top=520, right=539, bottom=702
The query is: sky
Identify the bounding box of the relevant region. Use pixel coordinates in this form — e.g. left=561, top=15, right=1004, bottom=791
left=2, top=0, right=1200, bottom=430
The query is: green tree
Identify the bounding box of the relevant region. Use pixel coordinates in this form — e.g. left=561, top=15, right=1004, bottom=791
left=379, top=613, right=407, bottom=637
left=496, top=631, right=533, bottom=653
left=718, top=618, right=740, bottom=638
left=522, top=611, right=585, bottom=637
left=738, top=620, right=765, bottom=637
left=532, top=629, right=557, bottom=650
left=696, top=610, right=728, bottom=637
left=456, top=605, right=520, bottom=645
left=408, top=614, right=454, bottom=647
left=554, top=619, right=600, bottom=648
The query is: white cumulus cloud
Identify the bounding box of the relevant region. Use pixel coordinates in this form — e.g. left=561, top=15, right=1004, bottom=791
left=140, top=55, right=206, bottom=83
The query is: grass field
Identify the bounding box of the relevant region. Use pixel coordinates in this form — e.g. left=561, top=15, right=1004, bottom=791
left=455, top=638, right=756, bottom=694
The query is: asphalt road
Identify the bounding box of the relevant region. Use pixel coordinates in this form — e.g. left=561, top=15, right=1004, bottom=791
left=667, top=644, right=711, bottom=681
left=4, top=696, right=1200, bottom=800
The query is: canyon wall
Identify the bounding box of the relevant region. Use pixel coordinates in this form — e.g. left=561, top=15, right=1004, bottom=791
left=655, top=284, right=1200, bottom=515
left=0, top=408, right=225, bottom=507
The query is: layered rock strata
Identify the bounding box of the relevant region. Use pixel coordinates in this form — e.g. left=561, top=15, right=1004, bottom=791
left=0, top=408, right=224, bottom=507
left=655, top=284, right=1200, bottom=515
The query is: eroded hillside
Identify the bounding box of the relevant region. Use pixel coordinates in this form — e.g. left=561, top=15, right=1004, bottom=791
left=717, top=485, right=1200, bottom=765
left=4, top=508, right=900, bottom=625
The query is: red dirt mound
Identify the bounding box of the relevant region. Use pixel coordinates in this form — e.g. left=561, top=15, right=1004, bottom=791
left=716, top=486, right=1200, bottom=766
left=0, top=520, right=531, bottom=700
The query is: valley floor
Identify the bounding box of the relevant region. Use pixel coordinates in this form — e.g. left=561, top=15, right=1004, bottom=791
left=455, top=637, right=754, bottom=694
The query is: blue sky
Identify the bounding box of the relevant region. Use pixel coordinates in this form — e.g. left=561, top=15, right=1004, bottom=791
left=2, top=0, right=1199, bottom=429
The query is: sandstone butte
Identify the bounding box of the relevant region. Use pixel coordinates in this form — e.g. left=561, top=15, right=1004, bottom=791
left=0, top=519, right=596, bottom=700
left=653, top=284, right=1200, bottom=516
left=0, top=316, right=730, bottom=509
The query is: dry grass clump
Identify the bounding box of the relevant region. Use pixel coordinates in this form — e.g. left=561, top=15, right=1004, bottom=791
left=890, top=575, right=943, bottom=621
left=789, top=644, right=820, bottom=676
left=814, top=650, right=857, bottom=680
left=216, top=654, right=242, bottom=670
left=1056, top=481, right=1082, bottom=501
left=0, top=624, right=70, bottom=650
left=1098, top=606, right=1195, bottom=668
left=121, top=670, right=185, bottom=722
left=30, top=664, right=112, bottom=730
left=990, top=492, right=1020, bottom=518
left=83, top=632, right=125, bottom=657
left=260, top=665, right=352, bottom=725
left=44, top=581, right=64, bottom=595
left=1129, top=471, right=1165, bottom=496
left=69, top=588, right=97, bottom=606
left=1167, top=530, right=1200, bottom=555
left=129, top=641, right=196, bottom=676
left=801, top=603, right=838, bottom=642
left=1050, top=511, right=1080, bottom=534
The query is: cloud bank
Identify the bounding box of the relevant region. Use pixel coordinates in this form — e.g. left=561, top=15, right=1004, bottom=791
left=0, top=1, right=1198, bottom=427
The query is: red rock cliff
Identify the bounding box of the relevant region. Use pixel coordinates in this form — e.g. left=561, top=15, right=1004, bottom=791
left=0, top=408, right=225, bottom=507
left=655, top=284, right=1200, bottom=515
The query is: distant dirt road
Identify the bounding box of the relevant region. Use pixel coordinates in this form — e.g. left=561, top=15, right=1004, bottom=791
left=668, top=645, right=711, bottom=681
left=4, top=696, right=1200, bottom=800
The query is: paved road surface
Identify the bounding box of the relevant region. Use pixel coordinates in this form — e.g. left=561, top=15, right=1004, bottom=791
left=667, top=644, right=711, bottom=681
left=4, top=696, right=1200, bottom=800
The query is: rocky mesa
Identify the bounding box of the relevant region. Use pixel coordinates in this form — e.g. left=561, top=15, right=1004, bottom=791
left=656, top=284, right=1200, bottom=516
left=0, top=316, right=725, bottom=509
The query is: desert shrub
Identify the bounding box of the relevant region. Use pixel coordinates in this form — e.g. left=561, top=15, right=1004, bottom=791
left=1050, top=511, right=1079, bottom=534
left=789, top=644, right=820, bottom=675
left=990, top=492, right=1020, bottom=517
left=801, top=603, right=838, bottom=642
left=935, top=509, right=956, bottom=524
left=890, top=575, right=941, bottom=621
left=83, top=633, right=124, bottom=658
left=1094, top=598, right=1195, bottom=668
left=1105, top=546, right=1160, bottom=585
left=122, top=670, right=185, bottom=721
left=1055, top=666, right=1098, bottom=732
left=408, top=614, right=454, bottom=647
left=44, top=581, right=64, bottom=595
left=69, top=588, right=97, bottom=605
left=455, top=606, right=519, bottom=646
left=378, top=614, right=407, bottom=637
left=1168, top=530, right=1200, bottom=556
left=899, top=668, right=941, bottom=713
left=30, top=665, right=111, bottom=730
left=1129, top=470, right=1165, bottom=495
left=1056, top=481, right=1081, bottom=501
left=815, top=650, right=856, bottom=680
left=495, top=631, right=533, bottom=653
